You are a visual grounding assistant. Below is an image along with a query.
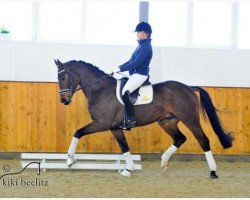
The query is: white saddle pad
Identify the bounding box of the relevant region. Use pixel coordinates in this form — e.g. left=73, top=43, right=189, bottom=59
left=116, top=79, right=153, bottom=105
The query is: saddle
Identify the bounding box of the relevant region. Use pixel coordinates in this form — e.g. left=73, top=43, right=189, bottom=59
left=116, top=77, right=153, bottom=105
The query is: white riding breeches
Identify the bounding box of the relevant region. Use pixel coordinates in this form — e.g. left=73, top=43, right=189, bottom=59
left=122, top=73, right=149, bottom=95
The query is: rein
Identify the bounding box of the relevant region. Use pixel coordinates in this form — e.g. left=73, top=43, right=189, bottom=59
left=58, top=68, right=114, bottom=94
left=78, top=72, right=129, bottom=90
left=75, top=72, right=114, bottom=92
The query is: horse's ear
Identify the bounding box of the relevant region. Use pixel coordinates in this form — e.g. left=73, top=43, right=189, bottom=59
left=54, top=59, right=58, bottom=67
left=54, top=59, right=64, bottom=68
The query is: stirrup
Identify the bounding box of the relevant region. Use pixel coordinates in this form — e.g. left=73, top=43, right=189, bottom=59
left=119, top=118, right=136, bottom=130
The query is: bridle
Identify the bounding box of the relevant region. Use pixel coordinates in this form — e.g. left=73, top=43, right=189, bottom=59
left=58, top=68, right=79, bottom=95
left=58, top=67, right=114, bottom=95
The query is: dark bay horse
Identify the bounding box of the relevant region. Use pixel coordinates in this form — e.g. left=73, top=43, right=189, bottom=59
left=55, top=59, right=233, bottom=178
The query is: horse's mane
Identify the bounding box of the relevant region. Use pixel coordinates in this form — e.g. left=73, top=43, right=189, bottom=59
left=65, top=60, right=115, bottom=82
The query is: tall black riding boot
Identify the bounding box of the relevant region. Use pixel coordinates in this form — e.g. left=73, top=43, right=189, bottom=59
left=119, top=91, right=136, bottom=130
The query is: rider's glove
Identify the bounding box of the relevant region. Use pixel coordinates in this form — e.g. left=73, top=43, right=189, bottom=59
left=112, top=66, right=121, bottom=74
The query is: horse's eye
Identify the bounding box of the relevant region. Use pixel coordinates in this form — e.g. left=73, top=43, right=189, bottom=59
left=60, top=76, right=66, bottom=81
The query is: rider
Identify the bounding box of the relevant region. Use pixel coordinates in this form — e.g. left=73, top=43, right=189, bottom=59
left=112, top=21, right=153, bottom=130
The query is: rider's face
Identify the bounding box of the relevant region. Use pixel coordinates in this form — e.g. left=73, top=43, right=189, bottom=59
left=136, top=31, right=148, bottom=41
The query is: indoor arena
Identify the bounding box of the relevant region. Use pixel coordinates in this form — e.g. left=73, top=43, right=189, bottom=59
left=0, top=0, right=250, bottom=198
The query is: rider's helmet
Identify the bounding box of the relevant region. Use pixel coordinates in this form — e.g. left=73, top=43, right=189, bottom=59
left=134, top=21, right=152, bottom=35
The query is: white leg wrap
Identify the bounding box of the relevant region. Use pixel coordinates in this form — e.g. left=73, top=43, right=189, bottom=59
left=120, top=169, right=131, bottom=177
left=123, top=152, right=135, bottom=171
left=161, top=145, right=177, bottom=162
left=161, top=145, right=177, bottom=170
left=67, top=137, right=79, bottom=156
left=205, top=150, right=217, bottom=171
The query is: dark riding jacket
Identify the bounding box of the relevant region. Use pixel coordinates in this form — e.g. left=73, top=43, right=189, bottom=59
left=119, top=38, right=152, bottom=76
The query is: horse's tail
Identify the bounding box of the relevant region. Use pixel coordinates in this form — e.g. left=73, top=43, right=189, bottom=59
left=192, top=86, right=234, bottom=149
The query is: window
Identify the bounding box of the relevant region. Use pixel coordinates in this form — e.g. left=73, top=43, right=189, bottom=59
left=0, top=0, right=32, bottom=41
left=192, top=0, right=232, bottom=47
left=238, top=0, right=250, bottom=49
left=39, top=0, right=83, bottom=41
left=85, top=0, right=139, bottom=45
left=149, top=0, right=188, bottom=47
left=0, top=0, right=246, bottom=50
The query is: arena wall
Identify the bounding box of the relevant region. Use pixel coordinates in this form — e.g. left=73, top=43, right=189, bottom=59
left=1, top=42, right=249, bottom=154
left=1, top=42, right=250, bottom=87
left=0, top=81, right=249, bottom=154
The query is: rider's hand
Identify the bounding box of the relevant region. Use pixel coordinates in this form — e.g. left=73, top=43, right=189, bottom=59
left=112, top=66, right=120, bottom=74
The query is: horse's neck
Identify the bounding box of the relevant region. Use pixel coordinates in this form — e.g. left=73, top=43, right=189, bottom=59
left=78, top=68, right=115, bottom=97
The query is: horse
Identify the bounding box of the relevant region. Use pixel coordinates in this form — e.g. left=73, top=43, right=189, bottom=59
left=54, top=59, right=233, bottom=178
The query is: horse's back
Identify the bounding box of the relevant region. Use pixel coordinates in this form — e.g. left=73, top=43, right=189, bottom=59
left=153, top=80, right=193, bottom=93
left=152, top=80, right=199, bottom=109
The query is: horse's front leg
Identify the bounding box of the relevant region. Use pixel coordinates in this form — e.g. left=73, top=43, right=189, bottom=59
left=67, top=122, right=107, bottom=167
left=110, top=129, right=135, bottom=177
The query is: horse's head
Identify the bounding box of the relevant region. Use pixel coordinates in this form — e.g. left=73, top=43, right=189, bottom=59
left=54, top=59, right=79, bottom=105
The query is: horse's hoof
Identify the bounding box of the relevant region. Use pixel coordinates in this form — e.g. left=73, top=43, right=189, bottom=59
left=67, top=156, right=76, bottom=168
left=161, top=165, right=169, bottom=172
left=210, top=171, right=219, bottom=179
left=161, top=161, right=169, bottom=172
left=119, top=169, right=132, bottom=177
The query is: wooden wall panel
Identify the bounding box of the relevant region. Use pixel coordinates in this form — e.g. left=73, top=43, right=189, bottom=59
left=241, top=89, right=250, bottom=153
left=17, top=83, right=28, bottom=151
left=26, top=83, right=38, bottom=151
left=37, top=84, right=47, bottom=151
left=0, top=81, right=250, bottom=155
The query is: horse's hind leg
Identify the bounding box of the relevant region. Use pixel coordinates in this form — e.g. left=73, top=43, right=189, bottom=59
left=181, top=114, right=218, bottom=178
left=158, top=115, right=187, bottom=171
left=110, top=129, right=135, bottom=177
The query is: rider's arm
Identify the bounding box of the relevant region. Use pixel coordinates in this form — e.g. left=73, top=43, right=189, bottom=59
left=119, top=46, right=151, bottom=72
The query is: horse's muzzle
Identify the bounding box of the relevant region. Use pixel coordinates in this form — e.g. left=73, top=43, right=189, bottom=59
left=61, top=97, right=71, bottom=105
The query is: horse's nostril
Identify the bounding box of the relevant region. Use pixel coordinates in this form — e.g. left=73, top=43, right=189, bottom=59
left=61, top=97, right=71, bottom=105
left=61, top=98, right=66, bottom=103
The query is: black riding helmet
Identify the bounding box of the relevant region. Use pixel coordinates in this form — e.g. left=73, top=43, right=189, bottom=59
left=134, top=21, right=152, bottom=35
